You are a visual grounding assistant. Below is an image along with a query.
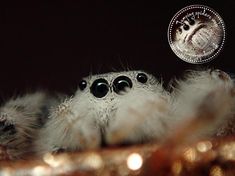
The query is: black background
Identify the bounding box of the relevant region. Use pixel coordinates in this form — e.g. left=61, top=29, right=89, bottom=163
left=1, top=0, right=235, bottom=99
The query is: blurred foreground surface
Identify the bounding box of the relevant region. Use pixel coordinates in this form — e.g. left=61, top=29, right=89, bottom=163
left=0, top=136, right=235, bottom=176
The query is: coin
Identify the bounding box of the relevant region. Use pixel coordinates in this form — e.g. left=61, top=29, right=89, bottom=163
left=167, top=5, right=226, bottom=64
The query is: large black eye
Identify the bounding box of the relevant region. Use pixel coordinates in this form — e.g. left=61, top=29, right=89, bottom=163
left=113, top=76, right=132, bottom=94
left=137, top=73, right=148, bottom=83
left=79, top=80, right=87, bottom=90
left=183, top=24, right=189, bottom=30
left=90, top=79, right=109, bottom=98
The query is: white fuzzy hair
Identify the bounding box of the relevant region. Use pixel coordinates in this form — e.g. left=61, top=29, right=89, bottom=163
left=0, top=69, right=234, bottom=159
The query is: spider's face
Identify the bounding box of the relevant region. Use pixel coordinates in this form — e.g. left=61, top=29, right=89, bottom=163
left=75, top=71, right=160, bottom=125
left=78, top=71, right=158, bottom=100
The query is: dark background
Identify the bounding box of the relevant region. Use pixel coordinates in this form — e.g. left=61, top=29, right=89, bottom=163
left=1, top=1, right=235, bottom=98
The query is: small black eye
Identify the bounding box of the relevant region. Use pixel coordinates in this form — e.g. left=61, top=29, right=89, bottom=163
left=79, top=80, right=87, bottom=90
left=137, top=73, right=148, bottom=83
left=188, top=18, right=195, bottom=25
left=90, top=78, right=109, bottom=98
left=113, top=76, right=132, bottom=94
left=178, top=28, right=182, bottom=33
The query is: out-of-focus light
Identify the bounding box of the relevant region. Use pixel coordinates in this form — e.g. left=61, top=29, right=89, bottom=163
left=183, top=147, right=197, bottom=163
left=197, top=141, right=213, bottom=153
left=210, top=165, right=224, bottom=176
left=0, top=168, right=13, bottom=176
left=127, top=153, right=143, bottom=171
left=43, top=153, right=59, bottom=167
left=219, top=142, right=235, bottom=161
left=171, top=161, right=182, bottom=175
left=83, top=153, right=103, bottom=170
left=43, top=153, right=69, bottom=168
left=32, top=166, right=50, bottom=176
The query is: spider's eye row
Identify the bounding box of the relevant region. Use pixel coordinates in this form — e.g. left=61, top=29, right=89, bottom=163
left=137, top=73, right=148, bottom=83
left=79, top=80, right=87, bottom=90
left=90, top=78, right=109, bottom=98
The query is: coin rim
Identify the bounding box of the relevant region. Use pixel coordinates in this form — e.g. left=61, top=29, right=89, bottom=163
left=167, top=4, right=226, bottom=64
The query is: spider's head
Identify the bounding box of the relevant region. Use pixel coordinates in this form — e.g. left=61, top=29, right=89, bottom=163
left=75, top=71, right=161, bottom=128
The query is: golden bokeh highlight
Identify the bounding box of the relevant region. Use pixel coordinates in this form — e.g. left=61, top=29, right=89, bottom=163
left=126, top=153, right=143, bottom=171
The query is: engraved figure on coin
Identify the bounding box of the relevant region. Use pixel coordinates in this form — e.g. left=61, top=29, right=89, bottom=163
left=168, top=5, right=225, bottom=63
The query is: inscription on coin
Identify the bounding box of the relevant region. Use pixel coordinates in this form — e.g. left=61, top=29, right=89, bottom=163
left=168, top=5, right=226, bottom=64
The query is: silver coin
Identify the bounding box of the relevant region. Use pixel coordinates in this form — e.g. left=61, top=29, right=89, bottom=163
left=167, top=5, right=226, bottom=64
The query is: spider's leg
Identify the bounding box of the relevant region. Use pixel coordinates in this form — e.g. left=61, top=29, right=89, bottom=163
left=105, top=88, right=171, bottom=145
left=169, top=69, right=235, bottom=143
left=35, top=96, right=101, bottom=156
left=0, top=92, right=55, bottom=159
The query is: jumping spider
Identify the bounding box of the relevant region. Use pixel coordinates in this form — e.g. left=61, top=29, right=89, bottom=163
left=0, top=69, right=234, bottom=159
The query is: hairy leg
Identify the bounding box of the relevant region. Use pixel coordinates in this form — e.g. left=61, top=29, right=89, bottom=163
left=169, top=69, right=235, bottom=143
left=105, top=87, right=171, bottom=145
left=0, top=92, right=56, bottom=159
left=35, top=96, right=101, bottom=156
